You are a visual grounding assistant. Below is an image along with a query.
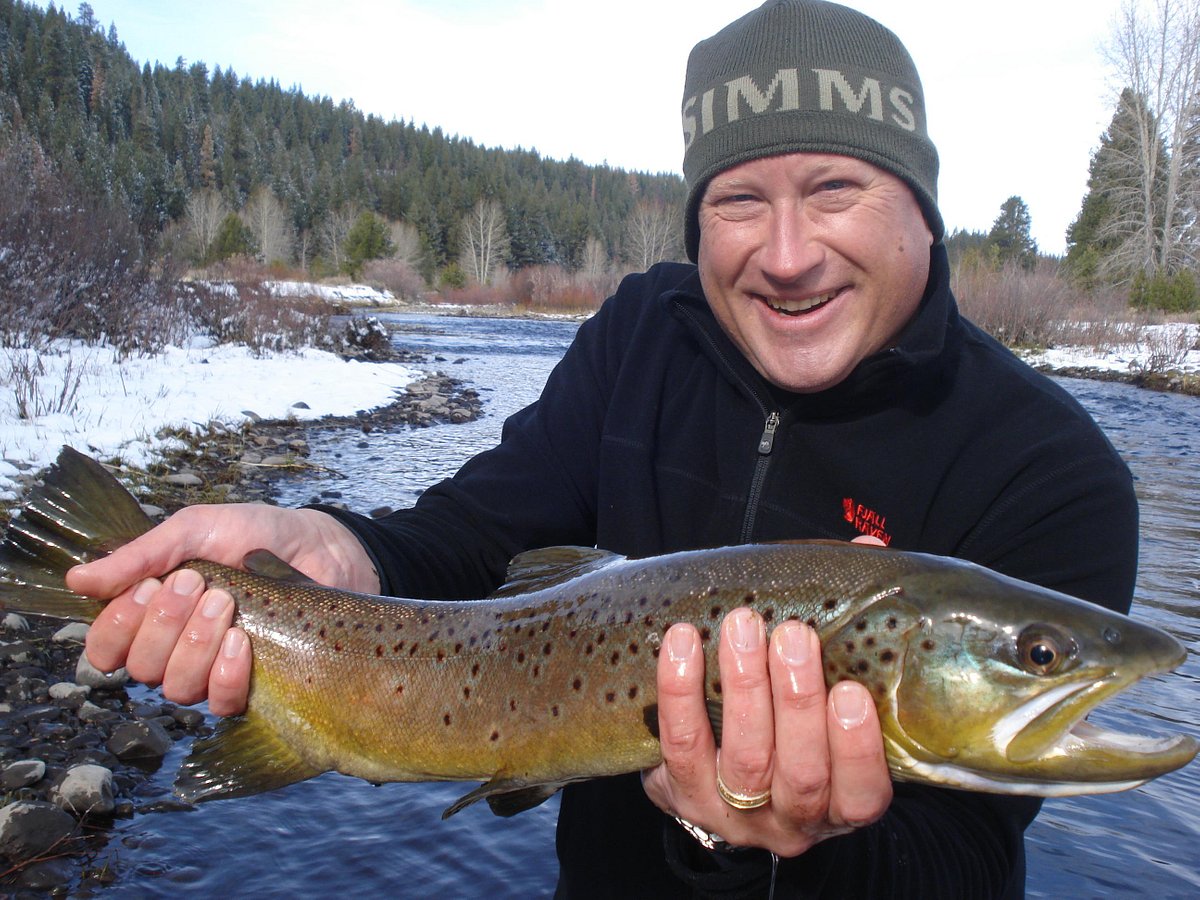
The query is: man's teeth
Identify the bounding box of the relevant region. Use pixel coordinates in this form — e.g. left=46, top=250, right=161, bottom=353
left=765, top=291, right=837, bottom=314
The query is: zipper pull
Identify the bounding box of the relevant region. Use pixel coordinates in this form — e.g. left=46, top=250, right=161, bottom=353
left=758, top=411, right=780, bottom=455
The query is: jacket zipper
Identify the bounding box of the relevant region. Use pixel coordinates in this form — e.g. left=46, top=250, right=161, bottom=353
left=741, top=410, right=780, bottom=543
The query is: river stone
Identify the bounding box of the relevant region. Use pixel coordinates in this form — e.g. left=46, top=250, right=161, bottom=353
left=163, top=472, right=202, bottom=487
left=1, top=759, right=46, bottom=790
left=2, top=613, right=30, bottom=632
left=77, top=701, right=120, bottom=724
left=74, top=653, right=129, bottom=690
left=51, top=622, right=90, bottom=644
left=51, top=764, right=115, bottom=817
left=0, top=800, right=75, bottom=861
left=48, top=682, right=90, bottom=706
left=106, top=720, right=172, bottom=760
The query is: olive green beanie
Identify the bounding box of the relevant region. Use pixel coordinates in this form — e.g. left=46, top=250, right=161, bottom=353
left=682, top=0, right=943, bottom=260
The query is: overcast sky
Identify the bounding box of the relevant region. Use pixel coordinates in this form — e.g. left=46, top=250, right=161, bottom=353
left=72, top=0, right=1131, bottom=255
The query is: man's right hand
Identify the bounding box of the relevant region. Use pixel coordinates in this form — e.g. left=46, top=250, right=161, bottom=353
left=65, top=504, right=379, bottom=716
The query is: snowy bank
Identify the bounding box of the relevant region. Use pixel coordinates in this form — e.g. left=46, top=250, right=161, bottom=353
left=0, top=340, right=417, bottom=502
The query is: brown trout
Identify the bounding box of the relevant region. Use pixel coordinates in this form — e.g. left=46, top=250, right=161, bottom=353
left=0, top=447, right=1195, bottom=818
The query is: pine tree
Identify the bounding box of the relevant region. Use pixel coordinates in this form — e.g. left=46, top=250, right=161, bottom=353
left=987, top=196, right=1038, bottom=271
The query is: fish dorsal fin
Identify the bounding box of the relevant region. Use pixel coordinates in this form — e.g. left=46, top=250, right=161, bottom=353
left=489, top=546, right=623, bottom=599
left=174, top=707, right=325, bottom=803
left=242, top=549, right=317, bottom=583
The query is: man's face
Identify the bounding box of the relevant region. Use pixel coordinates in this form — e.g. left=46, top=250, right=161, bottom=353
left=697, top=152, right=934, bottom=394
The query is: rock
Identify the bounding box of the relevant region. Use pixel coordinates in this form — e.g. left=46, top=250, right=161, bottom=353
left=0, top=800, right=76, bottom=861
left=1, top=759, right=46, bottom=791
left=163, top=472, right=203, bottom=487
left=51, top=764, right=115, bottom=817
left=106, top=720, right=172, bottom=760
left=171, top=706, right=206, bottom=729
left=291, top=401, right=311, bottom=410
left=49, top=682, right=90, bottom=706
left=74, top=654, right=129, bottom=690
left=52, top=622, right=90, bottom=644
left=2, top=613, right=31, bottom=632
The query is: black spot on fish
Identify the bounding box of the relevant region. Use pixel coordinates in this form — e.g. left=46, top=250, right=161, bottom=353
left=624, top=612, right=634, bottom=624
left=472, top=663, right=481, bottom=677
left=606, top=691, right=616, bottom=703
left=395, top=683, right=403, bottom=694
left=463, top=687, right=471, bottom=699
left=491, top=730, right=500, bottom=742
left=610, top=651, right=620, bottom=665
left=638, top=596, right=648, bottom=607
left=744, top=592, right=757, bottom=605
left=510, top=699, right=517, bottom=711
left=444, top=714, right=452, bottom=726
left=643, top=615, right=655, bottom=627
left=353, top=623, right=364, bottom=631
left=266, top=610, right=277, bottom=620
left=880, top=650, right=895, bottom=663
left=543, top=643, right=552, bottom=656
left=597, top=632, right=606, bottom=645
left=319, top=627, right=327, bottom=638
left=436, top=650, right=446, bottom=663
left=375, top=623, right=383, bottom=633
left=827, top=662, right=838, bottom=674
left=700, top=627, right=711, bottom=642
left=395, top=622, right=404, bottom=631
left=923, top=640, right=936, bottom=651
left=710, top=606, right=721, bottom=620
left=569, top=629, right=579, bottom=638
left=855, top=619, right=868, bottom=632
left=856, top=660, right=870, bottom=674
left=806, top=617, right=817, bottom=628
left=712, top=680, right=722, bottom=695
left=302, top=622, right=311, bottom=632
left=334, top=641, right=342, bottom=652
left=886, top=617, right=898, bottom=630
left=585, top=643, right=594, bottom=655
left=552, top=705, right=560, bottom=717
left=394, top=641, right=404, bottom=652
left=573, top=677, right=583, bottom=691
left=295, top=609, right=303, bottom=618
left=409, top=645, right=419, bottom=657
left=375, top=645, right=384, bottom=657
left=823, top=600, right=837, bottom=611
left=430, top=630, right=440, bottom=640
left=512, top=624, right=521, bottom=635
left=762, top=608, right=775, bottom=623
left=845, top=641, right=856, bottom=653
left=865, top=636, right=876, bottom=647
left=662, top=598, right=673, bottom=608
left=454, top=642, right=463, bottom=653
left=336, top=620, right=345, bottom=628
left=628, top=685, right=639, bottom=700
left=533, top=664, right=541, bottom=678
left=516, top=651, right=526, bottom=664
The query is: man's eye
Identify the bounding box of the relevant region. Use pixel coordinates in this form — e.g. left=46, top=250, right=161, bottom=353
left=818, top=180, right=849, bottom=192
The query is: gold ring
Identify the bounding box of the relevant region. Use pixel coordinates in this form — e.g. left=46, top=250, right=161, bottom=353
left=715, top=770, right=771, bottom=810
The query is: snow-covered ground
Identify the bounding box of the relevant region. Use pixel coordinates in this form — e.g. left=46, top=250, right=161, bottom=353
left=0, top=337, right=417, bottom=502
left=0, top=296, right=1195, bottom=504
left=1023, top=322, right=1200, bottom=376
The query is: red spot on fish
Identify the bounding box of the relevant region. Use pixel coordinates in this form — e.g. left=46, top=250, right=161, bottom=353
left=628, top=686, right=638, bottom=700
left=628, top=642, right=639, bottom=654
left=490, top=731, right=500, bottom=742
left=573, top=678, right=582, bottom=691
left=444, top=714, right=452, bottom=726
left=375, top=645, right=383, bottom=657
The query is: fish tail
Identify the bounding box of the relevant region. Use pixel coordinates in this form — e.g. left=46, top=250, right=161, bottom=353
left=0, top=446, right=155, bottom=621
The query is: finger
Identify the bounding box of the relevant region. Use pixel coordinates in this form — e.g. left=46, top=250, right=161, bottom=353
left=827, top=681, right=892, bottom=827
left=644, top=623, right=715, bottom=813
left=84, top=577, right=158, bottom=672
left=66, top=513, right=204, bottom=599
left=714, top=608, right=774, bottom=801
left=161, top=587, right=235, bottom=705
left=124, top=568, right=207, bottom=687
left=851, top=535, right=886, bottom=546
left=768, top=621, right=833, bottom=822
left=209, top=627, right=252, bottom=716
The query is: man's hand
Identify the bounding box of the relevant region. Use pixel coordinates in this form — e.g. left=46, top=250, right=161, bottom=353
left=641, top=607, right=893, bottom=858
left=65, top=504, right=379, bottom=716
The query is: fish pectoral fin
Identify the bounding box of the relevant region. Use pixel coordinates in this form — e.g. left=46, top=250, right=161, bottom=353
left=442, top=776, right=564, bottom=819
left=174, top=708, right=325, bottom=803
left=241, top=549, right=318, bottom=583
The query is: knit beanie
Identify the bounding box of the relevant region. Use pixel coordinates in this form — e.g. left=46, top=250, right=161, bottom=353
left=681, top=0, right=943, bottom=260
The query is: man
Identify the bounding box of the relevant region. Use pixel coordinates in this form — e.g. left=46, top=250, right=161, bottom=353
left=70, top=1, right=1137, bottom=895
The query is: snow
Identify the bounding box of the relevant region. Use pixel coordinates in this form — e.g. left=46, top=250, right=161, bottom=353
left=1022, top=322, right=1200, bottom=375
left=0, top=337, right=418, bottom=502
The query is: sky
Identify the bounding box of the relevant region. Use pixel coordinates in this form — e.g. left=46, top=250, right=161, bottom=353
left=64, top=0, right=1132, bottom=255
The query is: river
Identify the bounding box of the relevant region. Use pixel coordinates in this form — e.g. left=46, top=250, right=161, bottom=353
left=103, top=314, right=1199, bottom=897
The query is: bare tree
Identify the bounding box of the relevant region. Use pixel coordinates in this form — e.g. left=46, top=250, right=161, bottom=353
left=1103, top=0, right=1200, bottom=273
left=459, top=198, right=510, bottom=285
left=318, top=205, right=360, bottom=273
left=580, top=235, right=611, bottom=279
left=184, top=188, right=228, bottom=262
left=243, top=186, right=294, bottom=266
left=623, top=199, right=682, bottom=270
left=389, top=219, right=422, bottom=268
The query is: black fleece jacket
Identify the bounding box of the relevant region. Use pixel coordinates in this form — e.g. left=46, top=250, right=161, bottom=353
left=321, top=246, right=1138, bottom=898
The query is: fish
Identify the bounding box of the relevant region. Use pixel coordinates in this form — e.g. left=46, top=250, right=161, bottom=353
left=0, top=446, right=1195, bottom=819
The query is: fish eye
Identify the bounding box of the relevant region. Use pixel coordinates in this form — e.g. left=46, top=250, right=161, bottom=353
left=1017, top=626, right=1071, bottom=675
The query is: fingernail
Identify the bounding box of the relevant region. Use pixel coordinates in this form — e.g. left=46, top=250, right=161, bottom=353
left=777, top=622, right=812, bottom=666
left=832, top=683, right=870, bottom=729
left=132, top=579, right=161, bottom=606
left=171, top=569, right=204, bottom=596
left=728, top=609, right=764, bottom=653
left=665, top=625, right=696, bottom=677
left=201, top=589, right=232, bottom=620
left=221, top=629, right=246, bottom=660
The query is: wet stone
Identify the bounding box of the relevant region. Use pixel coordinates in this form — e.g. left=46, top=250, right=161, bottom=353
left=0, top=800, right=76, bottom=861
left=51, top=764, right=115, bottom=817
left=106, top=720, right=172, bottom=761
left=74, top=654, right=129, bottom=690
left=1, top=759, right=46, bottom=791
left=52, top=623, right=90, bottom=644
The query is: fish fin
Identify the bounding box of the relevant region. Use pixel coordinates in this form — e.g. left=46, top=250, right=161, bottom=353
left=442, top=776, right=564, bottom=819
left=242, top=549, right=318, bottom=583
left=490, top=546, right=623, bottom=598
left=174, top=707, right=325, bottom=803
left=0, top=446, right=153, bottom=621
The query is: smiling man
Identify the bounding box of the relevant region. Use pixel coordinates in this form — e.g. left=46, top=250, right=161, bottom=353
left=70, top=1, right=1138, bottom=896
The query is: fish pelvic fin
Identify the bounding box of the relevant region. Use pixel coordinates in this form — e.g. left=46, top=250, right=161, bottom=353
left=175, top=707, right=326, bottom=803
left=442, top=776, right=565, bottom=819
left=242, top=549, right=318, bottom=583
left=0, top=446, right=155, bottom=621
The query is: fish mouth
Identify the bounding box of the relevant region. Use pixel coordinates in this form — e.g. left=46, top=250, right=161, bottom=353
left=992, top=671, right=1199, bottom=792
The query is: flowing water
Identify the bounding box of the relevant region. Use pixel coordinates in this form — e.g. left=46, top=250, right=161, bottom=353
left=100, top=315, right=1199, bottom=897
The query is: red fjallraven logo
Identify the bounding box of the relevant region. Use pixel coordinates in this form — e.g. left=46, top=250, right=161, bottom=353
left=842, top=498, right=892, bottom=545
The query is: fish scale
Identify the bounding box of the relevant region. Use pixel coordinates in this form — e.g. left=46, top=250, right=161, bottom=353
left=0, top=446, right=1195, bottom=819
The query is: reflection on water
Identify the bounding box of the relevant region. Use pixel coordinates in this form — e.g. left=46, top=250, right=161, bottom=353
left=102, top=322, right=1199, bottom=897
